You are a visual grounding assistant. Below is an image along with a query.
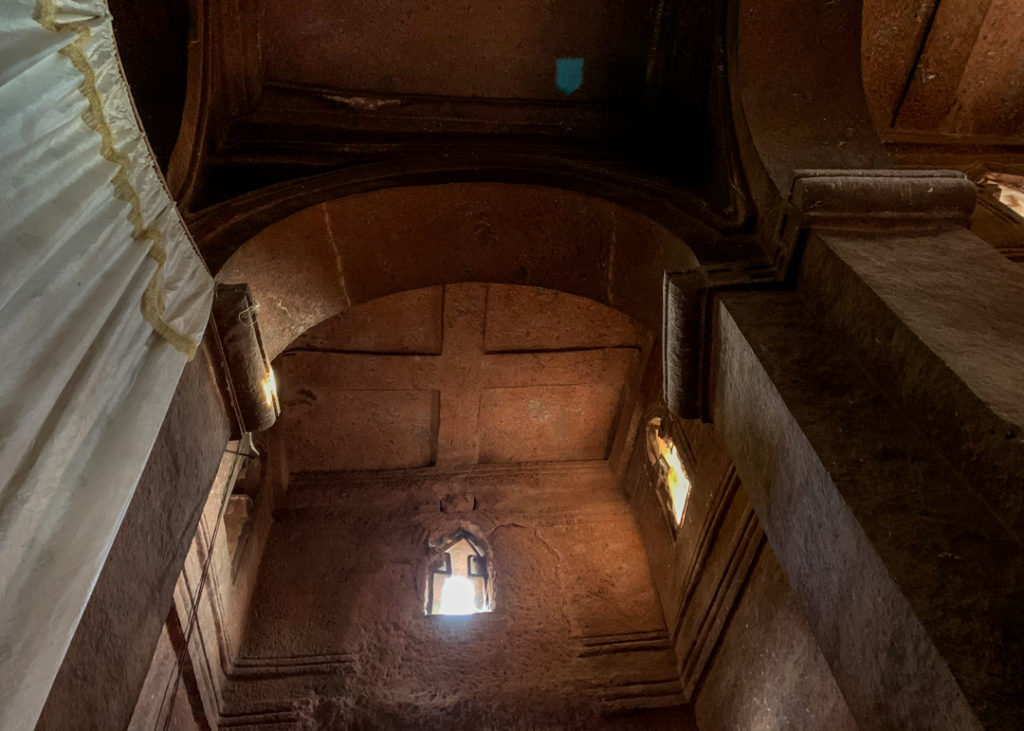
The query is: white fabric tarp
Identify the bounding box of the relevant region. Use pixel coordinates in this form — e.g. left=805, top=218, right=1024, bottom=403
left=0, top=1, right=213, bottom=727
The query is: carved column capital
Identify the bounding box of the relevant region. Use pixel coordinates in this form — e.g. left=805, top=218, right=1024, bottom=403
left=774, top=169, right=977, bottom=278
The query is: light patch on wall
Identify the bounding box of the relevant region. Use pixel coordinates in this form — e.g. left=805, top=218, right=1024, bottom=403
left=660, top=436, right=691, bottom=525
left=981, top=172, right=1024, bottom=218
left=646, top=417, right=692, bottom=527
left=556, top=57, right=584, bottom=95
left=262, top=366, right=278, bottom=409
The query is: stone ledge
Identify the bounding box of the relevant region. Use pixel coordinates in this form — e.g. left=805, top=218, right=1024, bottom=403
left=714, top=290, right=1024, bottom=730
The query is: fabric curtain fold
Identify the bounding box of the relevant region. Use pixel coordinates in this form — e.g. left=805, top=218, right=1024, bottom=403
left=0, top=1, right=214, bottom=728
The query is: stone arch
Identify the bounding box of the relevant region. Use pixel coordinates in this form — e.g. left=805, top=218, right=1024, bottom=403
left=731, top=0, right=889, bottom=201
left=192, top=156, right=734, bottom=273
left=219, top=182, right=699, bottom=358
left=862, top=0, right=1024, bottom=144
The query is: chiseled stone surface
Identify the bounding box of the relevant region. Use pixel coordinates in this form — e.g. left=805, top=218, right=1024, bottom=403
left=800, top=229, right=1024, bottom=535
left=863, top=0, right=1024, bottom=137
left=218, top=184, right=695, bottom=359
left=258, top=0, right=654, bottom=102
left=623, top=364, right=857, bottom=728
left=715, top=290, right=1024, bottom=730
left=32, top=0, right=1024, bottom=724
left=229, top=465, right=690, bottom=728
left=276, top=284, right=648, bottom=473
left=36, top=335, right=232, bottom=731
left=695, top=549, right=859, bottom=731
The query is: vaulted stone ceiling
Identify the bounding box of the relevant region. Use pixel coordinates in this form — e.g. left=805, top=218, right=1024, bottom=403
left=258, top=0, right=652, bottom=101
left=863, top=0, right=1024, bottom=140
left=277, top=284, right=651, bottom=473
left=110, top=0, right=743, bottom=236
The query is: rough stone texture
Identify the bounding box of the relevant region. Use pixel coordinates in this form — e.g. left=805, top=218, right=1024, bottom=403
left=257, top=0, right=654, bottom=102
left=715, top=290, right=1024, bottom=730
left=22, top=0, right=1024, bottom=725
left=621, top=361, right=857, bottom=728
left=128, top=620, right=179, bottom=730
left=127, top=614, right=207, bottom=731
left=951, top=0, right=1024, bottom=136
left=736, top=0, right=888, bottom=190
left=694, top=549, right=859, bottom=731
left=225, top=427, right=291, bottom=655
left=861, top=0, right=937, bottom=132
left=798, top=228, right=1024, bottom=535
left=863, top=0, right=1024, bottom=137
left=276, top=284, right=649, bottom=473
left=482, top=284, right=648, bottom=352
left=218, top=184, right=697, bottom=358
left=291, top=286, right=444, bottom=355
left=125, top=426, right=291, bottom=731
left=37, top=332, right=232, bottom=731
left=888, top=0, right=990, bottom=132
left=228, top=464, right=691, bottom=728
left=171, top=0, right=743, bottom=218
left=283, top=387, right=439, bottom=472
left=788, top=169, right=976, bottom=230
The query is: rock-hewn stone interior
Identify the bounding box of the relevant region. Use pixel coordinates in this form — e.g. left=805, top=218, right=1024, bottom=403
left=278, top=284, right=648, bottom=471
left=27, top=0, right=1024, bottom=727
left=96, top=284, right=864, bottom=730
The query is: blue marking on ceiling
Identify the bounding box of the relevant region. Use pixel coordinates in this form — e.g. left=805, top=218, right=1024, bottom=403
left=555, top=58, right=584, bottom=95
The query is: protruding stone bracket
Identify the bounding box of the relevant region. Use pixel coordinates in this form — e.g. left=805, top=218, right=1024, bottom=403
left=774, top=169, right=978, bottom=279
left=663, top=270, right=711, bottom=420
left=662, top=255, right=778, bottom=421
left=212, top=283, right=280, bottom=436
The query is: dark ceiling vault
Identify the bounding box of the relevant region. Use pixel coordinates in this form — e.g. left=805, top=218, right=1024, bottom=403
left=109, top=0, right=189, bottom=169
left=111, top=0, right=748, bottom=261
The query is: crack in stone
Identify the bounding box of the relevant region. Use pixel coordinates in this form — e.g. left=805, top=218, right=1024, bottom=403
left=322, top=203, right=352, bottom=309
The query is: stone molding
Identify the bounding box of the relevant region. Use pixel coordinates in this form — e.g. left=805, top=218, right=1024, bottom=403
left=791, top=169, right=977, bottom=225
left=774, top=169, right=977, bottom=277
left=668, top=466, right=764, bottom=699
left=662, top=253, right=777, bottom=420
left=576, top=629, right=687, bottom=715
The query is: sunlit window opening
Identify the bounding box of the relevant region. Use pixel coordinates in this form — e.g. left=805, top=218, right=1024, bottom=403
left=646, top=417, right=692, bottom=527
left=981, top=172, right=1024, bottom=218
left=439, top=575, right=477, bottom=615
left=261, top=366, right=278, bottom=409
left=427, top=534, right=491, bottom=616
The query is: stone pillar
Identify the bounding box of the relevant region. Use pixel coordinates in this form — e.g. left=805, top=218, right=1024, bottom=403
left=789, top=171, right=1024, bottom=534
left=712, top=170, right=1024, bottom=730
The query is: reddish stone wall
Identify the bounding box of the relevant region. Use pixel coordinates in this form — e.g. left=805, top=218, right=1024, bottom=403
left=694, top=549, right=858, bottom=729
left=622, top=362, right=856, bottom=728
left=225, top=464, right=695, bottom=728
left=863, top=0, right=1024, bottom=139
left=37, top=333, right=232, bottom=730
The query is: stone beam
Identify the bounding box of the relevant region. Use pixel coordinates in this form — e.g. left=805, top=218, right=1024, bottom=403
left=714, top=289, right=1023, bottom=730
left=799, top=227, right=1024, bottom=536
left=787, top=169, right=1024, bottom=536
